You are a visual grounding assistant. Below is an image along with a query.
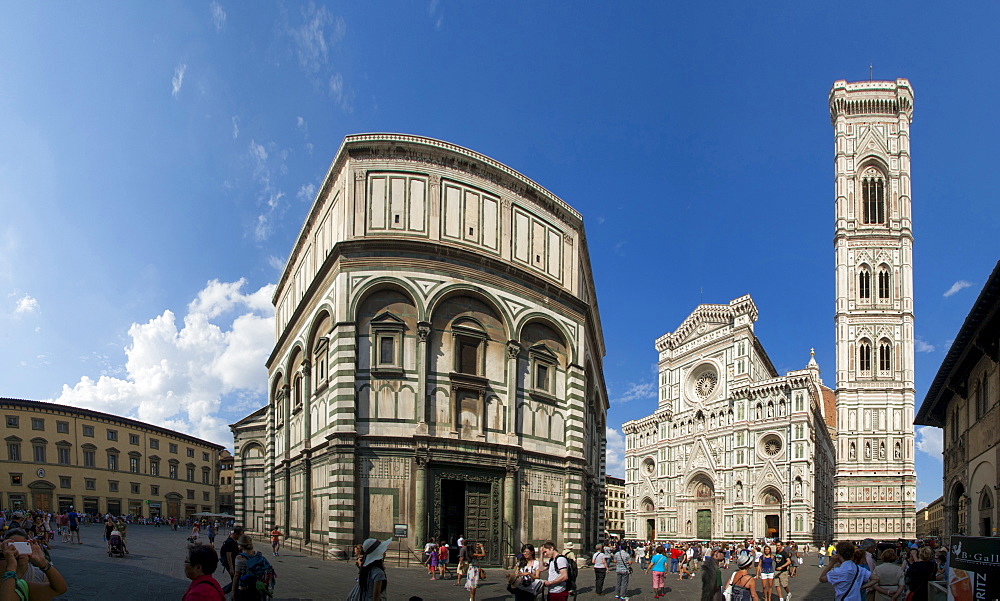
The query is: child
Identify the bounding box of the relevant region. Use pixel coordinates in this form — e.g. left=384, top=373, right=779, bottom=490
left=437, top=540, right=451, bottom=579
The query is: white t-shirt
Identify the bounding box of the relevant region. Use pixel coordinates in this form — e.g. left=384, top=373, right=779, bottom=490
left=592, top=551, right=608, bottom=569
left=424, top=542, right=436, bottom=553
left=547, top=555, right=571, bottom=594
left=457, top=537, right=465, bottom=549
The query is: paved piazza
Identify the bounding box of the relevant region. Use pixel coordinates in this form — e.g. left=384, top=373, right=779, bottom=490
left=46, top=524, right=840, bottom=600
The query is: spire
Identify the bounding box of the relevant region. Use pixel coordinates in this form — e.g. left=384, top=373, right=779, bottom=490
left=807, top=348, right=819, bottom=370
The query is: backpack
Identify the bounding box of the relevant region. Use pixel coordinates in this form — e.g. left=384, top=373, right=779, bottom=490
left=239, top=552, right=277, bottom=598
left=553, top=554, right=578, bottom=591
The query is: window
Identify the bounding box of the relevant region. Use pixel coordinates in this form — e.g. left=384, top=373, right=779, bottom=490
left=877, top=268, right=891, bottom=299
left=859, top=268, right=871, bottom=299
left=108, top=481, right=119, bottom=492
left=861, top=169, right=886, bottom=224
left=57, top=447, right=70, bottom=465
left=202, top=452, right=210, bottom=462
left=107, top=430, right=118, bottom=441
left=31, top=418, right=44, bottom=431
left=169, top=463, right=178, bottom=479
left=56, top=421, right=69, bottom=434
left=130, top=483, right=140, bottom=494
left=458, top=338, right=481, bottom=374
left=129, top=434, right=139, bottom=445
left=186, top=466, right=195, bottom=481
left=107, top=453, right=118, bottom=471
left=150, top=485, right=159, bottom=496
left=5, top=416, right=18, bottom=428
left=85, top=478, right=96, bottom=490
left=370, top=312, right=404, bottom=375
left=187, top=448, right=194, bottom=458
left=203, top=491, right=210, bottom=501
left=202, top=468, right=211, bottom=484
left=150, top=438, right=159, bottom=450
left=169, top=443, right=178, bottom=454
left=879, top=342, right=892, bottom=373
left=186, top=489, right=195, bottom=500
left=33, top=444, right=46, bottom=463
left=9, top=474, right=22, bottom=486
left=60, top=476, right=71, bottom=488
left=795, top=424, right=804, bottom=439
left=150, top=460, right=160, bottom=477
left=83, top=449, right=95, bottom=468
left=859, top=341, right=872, bottom=374
left=82, top=425, right=94, bottom=437
left=7, top=441, right=21, bottom=461
left=129, top=456, right=140, bottom=474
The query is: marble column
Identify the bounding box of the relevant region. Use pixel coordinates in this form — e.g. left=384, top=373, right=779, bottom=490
left=505, top=341, right=520, bottom=436
left=504, top=464, right=517, bottom=557
left=414, top=451, right=429, bottom=550
left=416, top=322, right=431, bottom=429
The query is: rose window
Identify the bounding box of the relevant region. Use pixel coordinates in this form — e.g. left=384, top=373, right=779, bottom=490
left=762, top=436, right=782, bottom=456
left=695, top=371, right=717, bottom=398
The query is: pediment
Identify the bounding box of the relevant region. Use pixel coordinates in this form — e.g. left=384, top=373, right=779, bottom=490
left=528, top=343, right=558, bottom=361
left=855, top=125, right=889, bottom=159
left=687, top=436, right=717, bottom=474
left=755, top=460, right=783, bottom=488
left=371, top=311, right=406, bottom=329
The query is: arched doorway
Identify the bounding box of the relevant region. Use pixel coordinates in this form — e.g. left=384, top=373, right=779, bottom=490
left=950, top=482, right=967, bottom=536
left=28, top=481, right=54, bottom=513
left=688, top=473, right=715, bottom=540
left=759, top=487, right=782, bottom=540
left=640, top=497, right=655, bottom=540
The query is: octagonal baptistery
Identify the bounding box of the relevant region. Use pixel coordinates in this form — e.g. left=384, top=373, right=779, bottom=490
left=242, top=134, right=609, bottom=562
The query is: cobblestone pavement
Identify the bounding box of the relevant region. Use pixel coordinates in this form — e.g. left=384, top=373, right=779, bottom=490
left=45, top=526, right=839, bottom=601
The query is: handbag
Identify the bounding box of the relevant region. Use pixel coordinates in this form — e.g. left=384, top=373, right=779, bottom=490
left=722, top=571, right=735, bottom=601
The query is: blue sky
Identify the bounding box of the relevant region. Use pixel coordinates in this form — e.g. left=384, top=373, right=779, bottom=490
left=2, top=2, right=998, bottom=511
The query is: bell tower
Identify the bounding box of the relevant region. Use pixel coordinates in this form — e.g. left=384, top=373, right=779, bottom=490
left=830, top=78, right=916, bottom=539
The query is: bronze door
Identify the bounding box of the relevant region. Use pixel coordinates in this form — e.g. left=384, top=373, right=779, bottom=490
left=465, top=482, right=492, bottom=552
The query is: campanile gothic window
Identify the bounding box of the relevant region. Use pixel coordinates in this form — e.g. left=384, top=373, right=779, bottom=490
left=877, top=267, right=891, bottom=299
left=861, top=168, right=886, bottom=224
left=879, top=341, right=892, bottom=373
left=859, top=341, right=872, bottom=374
left=859, top=267, right=871, bottom=299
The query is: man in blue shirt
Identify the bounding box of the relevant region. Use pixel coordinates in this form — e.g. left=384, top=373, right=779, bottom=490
left=67, top=507, right=82, bottom=544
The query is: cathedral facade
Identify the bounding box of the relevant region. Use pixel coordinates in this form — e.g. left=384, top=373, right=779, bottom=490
left=232, top=134, right=609, bottom=562
left=830, top=79, right=917, bottom=539
left=622, top=297, right=836, bottom=542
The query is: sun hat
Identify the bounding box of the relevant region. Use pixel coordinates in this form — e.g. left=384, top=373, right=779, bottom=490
left=361, top=537, right=393, bottom=567
left=736, top=549, right=754, bottom=569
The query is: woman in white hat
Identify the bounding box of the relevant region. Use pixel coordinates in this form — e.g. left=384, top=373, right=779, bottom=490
left=724, top=549, right=759, bottom=601
left=346, top=537, right=391, bottom=601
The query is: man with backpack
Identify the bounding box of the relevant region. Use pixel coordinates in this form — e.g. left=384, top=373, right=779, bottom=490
left=220, top=526, right=245, bottom=594
left=234, top=534, right=277, bottom=600
left=540, top=541, right=576, bottom=601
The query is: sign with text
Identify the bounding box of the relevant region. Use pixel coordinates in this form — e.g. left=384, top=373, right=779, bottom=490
left=948, top=535, right=1000, bottom=601
left=393, top=524, right=408, bottom=537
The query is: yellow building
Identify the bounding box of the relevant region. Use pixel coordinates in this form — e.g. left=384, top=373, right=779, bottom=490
left=1, top=398, right=223, bottom=519
left=218, top=449, right=235, bottom=516
left=605, top=475, right=626, bottom=539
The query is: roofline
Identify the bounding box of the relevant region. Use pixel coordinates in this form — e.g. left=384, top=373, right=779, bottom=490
left=0, top=398, right=226, bottom=451
left=916, top=260, right=1000, bottom=426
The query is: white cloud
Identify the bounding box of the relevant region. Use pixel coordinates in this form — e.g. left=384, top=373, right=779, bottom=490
left=915, top=426, right=943, bottom=459
left=50, top=279, right=275, bottom=447
left=292, top=5, right=344, bottom=74
left=605, top=426, right=625, bottom=478
left=210, top=1, right=227, bottom=32
left=171, top=63, right=187, bottom=98
left=915, top=338, right=935, bottom=353
left=297, top=183, right=316, bottom=203
left=296, top=116, right=306, bottom=130
left=612, top=381, right=656, bottom=405
left=267, top=256, right=286, bottom=272
left=916, top=500, right=928, bottom=511
left=14, top=294, right=38, bottom=314
left=328, top=73, right=353, bottom=112
left=231, top=116, right=240, bottom=140
left=943, top=280, right=972, bottom=298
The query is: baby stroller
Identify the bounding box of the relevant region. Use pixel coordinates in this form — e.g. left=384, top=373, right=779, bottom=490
left=108, top=530, right=127, bottom=557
